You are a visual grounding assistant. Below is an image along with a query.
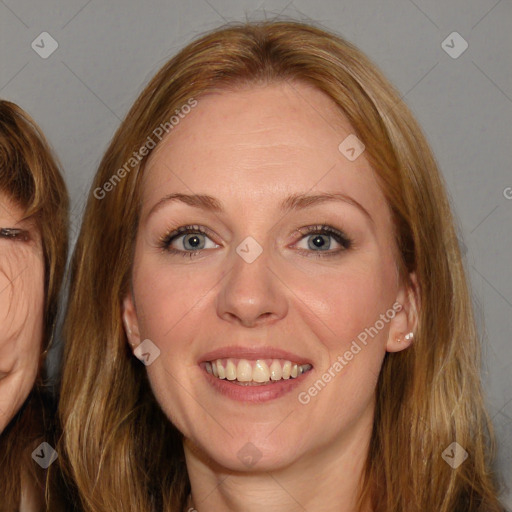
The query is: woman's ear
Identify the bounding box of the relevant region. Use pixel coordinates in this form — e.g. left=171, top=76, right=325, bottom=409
left=122, top=292, right=141, bottom=350
left=386, top=272, right=420, bottom=353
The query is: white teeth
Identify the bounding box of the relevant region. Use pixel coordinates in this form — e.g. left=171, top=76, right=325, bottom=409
left=237, top=360, right=252, bottom=382
left=206, top=358, right=312, bottom=383
left=282, top=361, right=291, bottom=379
left=217, top=362, right=226, bottom=379
left=269, top=360, right=282, bottom=381
left=252, top=360, right=270, bottom=383
left=225, top=360, right=237, bottom=381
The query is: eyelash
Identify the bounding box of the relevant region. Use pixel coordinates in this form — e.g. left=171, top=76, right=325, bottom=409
left=158, top=224, right=353, bottom=259
left=0, top=228, right=29, bottom=241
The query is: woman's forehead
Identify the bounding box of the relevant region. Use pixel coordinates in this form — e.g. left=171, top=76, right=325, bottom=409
left=150, top=82, right=350, bottom=156
left=141, top=83, right=386, bottom=221
left=0, top=191, right=41, bottom=237
left=0, top=191, right=24, bottom=224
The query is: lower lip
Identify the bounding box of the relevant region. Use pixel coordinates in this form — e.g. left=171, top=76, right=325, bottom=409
left=201, top=368, right=312, bottom=403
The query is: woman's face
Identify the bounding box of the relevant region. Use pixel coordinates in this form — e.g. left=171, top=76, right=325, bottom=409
left=123, top=82, right=416, bottom=472
left=0, top=193, right=44, bottom=433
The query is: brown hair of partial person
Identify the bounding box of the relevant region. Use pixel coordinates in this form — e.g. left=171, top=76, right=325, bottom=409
left=52, top=20, right=506, bottom=512
left=0, top=100, right=69, bottom=511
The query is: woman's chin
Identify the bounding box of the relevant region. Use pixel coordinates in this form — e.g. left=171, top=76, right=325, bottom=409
left=186, top=435, right=305, bottom=473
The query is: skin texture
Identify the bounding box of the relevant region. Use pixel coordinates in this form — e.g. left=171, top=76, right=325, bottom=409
left=0, top=193, right=44, bottom=433
left=123, top=81, right=418, bottom=512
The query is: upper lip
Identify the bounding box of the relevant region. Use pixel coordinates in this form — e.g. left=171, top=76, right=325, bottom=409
left=199, top=345, right=313, bottom=366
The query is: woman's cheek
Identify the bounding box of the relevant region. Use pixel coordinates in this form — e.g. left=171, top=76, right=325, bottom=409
left=0, top=273, right=27, bottom=370
left=0, top=255, right=44, bottom=367
left=134, top=259, right=218, bottom=335
left=298, top=266, right=384, bottom=335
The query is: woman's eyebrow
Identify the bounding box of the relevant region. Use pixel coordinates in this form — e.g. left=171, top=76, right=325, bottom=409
left=147, top=192, right=375, bottom=227
left=282, top=192, right=374, bottom=227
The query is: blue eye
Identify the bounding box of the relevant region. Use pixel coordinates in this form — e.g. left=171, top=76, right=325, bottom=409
left=159, top=225, right=218, bottom=258
left=159, top=224, right=352, bottom=259
left=294, top=225, right=352, bottom=256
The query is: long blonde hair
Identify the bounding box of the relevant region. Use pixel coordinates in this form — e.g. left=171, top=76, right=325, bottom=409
left=0, top=100, right=69, bottom=511
left=53, top=20, right=506, bottom=512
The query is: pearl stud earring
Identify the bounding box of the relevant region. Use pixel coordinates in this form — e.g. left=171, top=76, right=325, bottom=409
left=396, top=332, right=414, bottom=343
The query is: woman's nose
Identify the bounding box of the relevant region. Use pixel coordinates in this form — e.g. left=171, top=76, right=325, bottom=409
left=216, top=239, right=288, bottom=328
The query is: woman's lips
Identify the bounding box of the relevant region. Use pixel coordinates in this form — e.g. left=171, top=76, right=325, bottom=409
left=200, top=358, right=313, bottom=403
left=197, top=346, right=314, bottom=402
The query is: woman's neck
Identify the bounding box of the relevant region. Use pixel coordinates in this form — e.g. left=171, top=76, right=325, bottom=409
left=19, top=468, right=43, bottom=512
left=183, top=403, right=374, bottom=512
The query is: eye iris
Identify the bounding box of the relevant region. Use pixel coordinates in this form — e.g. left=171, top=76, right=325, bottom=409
left=309, top=234, right=330, bottom=250
left=184, top=234, right=203, bottom=250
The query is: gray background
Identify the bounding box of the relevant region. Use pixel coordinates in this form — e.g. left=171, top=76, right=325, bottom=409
left=1, top=0, right=510, bottom=507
